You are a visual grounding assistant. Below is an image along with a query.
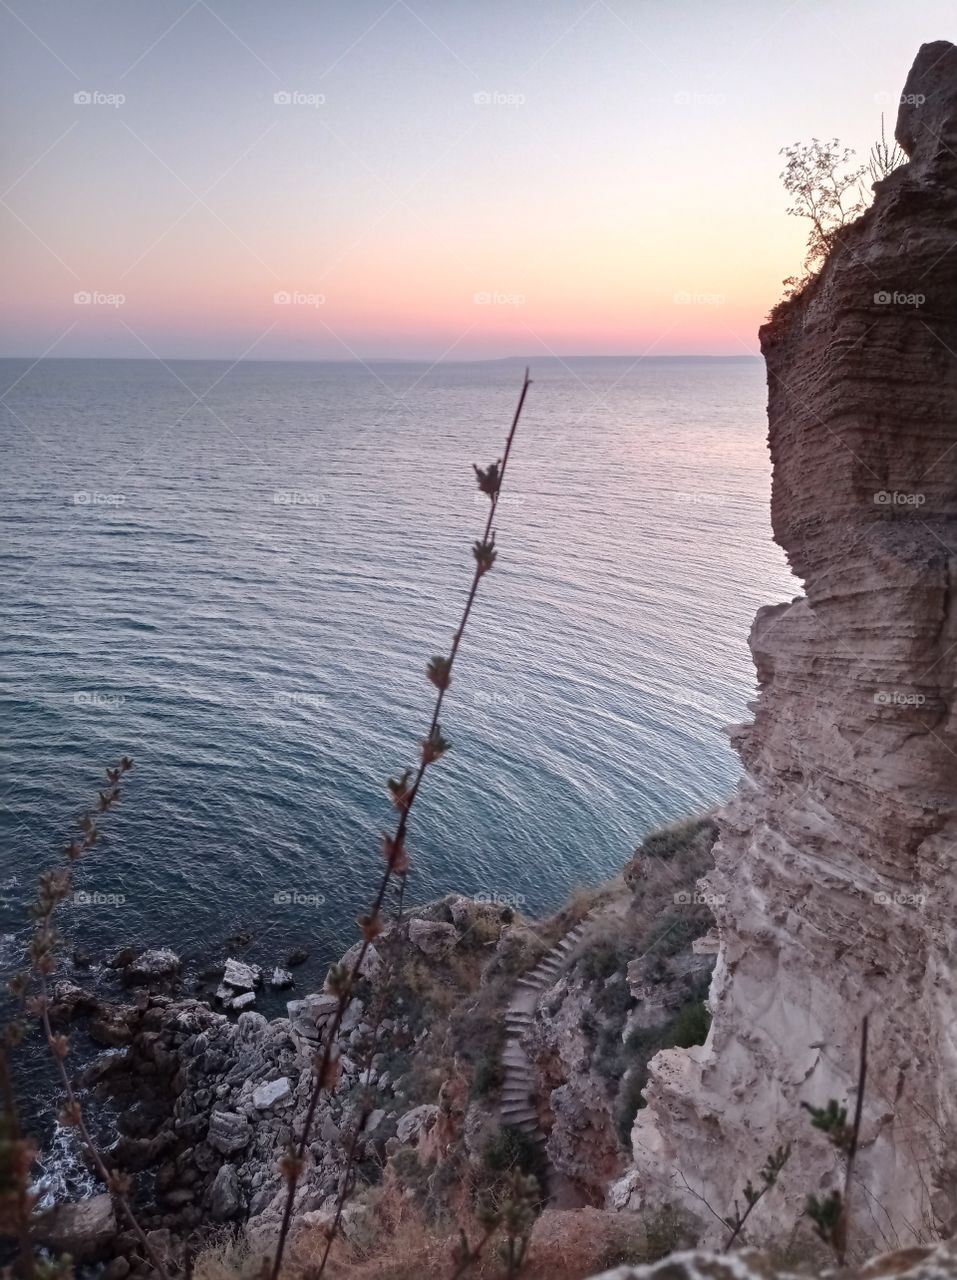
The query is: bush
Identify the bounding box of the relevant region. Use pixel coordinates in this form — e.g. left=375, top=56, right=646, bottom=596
left=470, top=1052, right=503, bottom=1099
left=639, top=816, right=718, bottom=862
left=479, top=1126, right=548, bottom=1198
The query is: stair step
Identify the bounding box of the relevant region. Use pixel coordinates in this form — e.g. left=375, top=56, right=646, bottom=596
left=502, top=1108, right=538, bottom=1124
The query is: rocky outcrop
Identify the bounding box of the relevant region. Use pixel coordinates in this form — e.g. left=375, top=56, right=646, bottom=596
left=586, top=1237, right=957, bottom=1280
left=620, top=43, right=957, bottom=1247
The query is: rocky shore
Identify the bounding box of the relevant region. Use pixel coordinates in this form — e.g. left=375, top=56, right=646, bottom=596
left=32, top=819, right=722, bottom=1276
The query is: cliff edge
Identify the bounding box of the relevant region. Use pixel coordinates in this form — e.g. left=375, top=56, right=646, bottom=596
left=618, top=41, right=957, bottom=1248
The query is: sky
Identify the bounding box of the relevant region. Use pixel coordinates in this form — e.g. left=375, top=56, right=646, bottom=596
left=0, top=0, right=953, bottom=361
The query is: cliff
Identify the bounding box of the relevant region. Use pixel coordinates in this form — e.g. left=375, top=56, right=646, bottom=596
left=616, top=41, right=957, bottom=1248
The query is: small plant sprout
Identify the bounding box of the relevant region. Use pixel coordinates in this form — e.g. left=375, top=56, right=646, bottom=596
left=803, top=1016, right=869, bottom=1266
left=4, top=760, right=169, bottom=1280
left=721, top=1142, right=792, bottom=1250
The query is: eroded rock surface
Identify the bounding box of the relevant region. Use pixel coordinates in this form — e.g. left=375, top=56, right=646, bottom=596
left=621, top=42, right=957, bottom=1246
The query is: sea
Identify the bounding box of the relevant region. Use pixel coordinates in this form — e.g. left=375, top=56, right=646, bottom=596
left=0, top=354, right=796, bottom=1198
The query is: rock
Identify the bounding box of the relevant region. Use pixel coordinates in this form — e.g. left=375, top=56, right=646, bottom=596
left=123, top=949, right=181, bottom=984
left=338, top=941, right=385, bottom=983
left=222, top=958, right=263, bottom=991
left=270, top=967, right=294, bottom=989
left=396, top=1104, right=439, bottom=1144
left=236, top=1010, right=269, bottom=1043
left=365, top=1108, right=386, bottom=1133
left=71, top=947, right=93, bottom=969
left=301, top=993, right=339, bottom=1024
left=624, top=42, right=957, bottom=1251
left=319, top=1115, right=340, bottom=1143
left=585, top=1238, right=957, bottom=1280
left=106, top=946, right=141, bottom=969
left=407, top=919, right=458, bottom=958
left=252, top=1077, right=292, bottom=1109
left=207, top=1110, right=252, bottom=1154
left=230, top=991, right=256, bottom=1012
left=32, top=1193, right=117, bottom=1262
left=286, top=947, right=308, bottom=966
left=48, top=981, right=98, bottom=1023
left=207, top=1163, right=242, bottom=1220
left=102, top=1258, right=130, bottom=1280
left=89, top=1004, right=135, bottom=1047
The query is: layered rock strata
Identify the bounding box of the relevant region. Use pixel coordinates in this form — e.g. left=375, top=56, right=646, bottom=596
left=618, top=42, right=957, bottom=1247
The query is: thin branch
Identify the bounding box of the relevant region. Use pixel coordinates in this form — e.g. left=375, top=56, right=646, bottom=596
left=267, top=369, right=532, bottom=1280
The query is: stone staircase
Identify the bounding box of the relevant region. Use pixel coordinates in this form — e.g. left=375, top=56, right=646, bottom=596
left=499, top=915, right=592, bottom=1152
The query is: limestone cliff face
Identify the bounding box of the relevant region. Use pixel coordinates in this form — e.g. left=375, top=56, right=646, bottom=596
left=617, top=43, right=957, bottom=1246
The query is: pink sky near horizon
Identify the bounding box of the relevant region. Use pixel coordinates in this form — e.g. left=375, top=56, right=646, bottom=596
left=1, top=1, right=953, bottom=361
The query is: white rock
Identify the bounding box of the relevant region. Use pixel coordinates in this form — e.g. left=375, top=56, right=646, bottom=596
left=252, top=1077, right=292, bottom=1109
left=223, top=958, right=262, bottom=990
left=231, top=992, right=256, bottom=1011
left=396, top=1103, right=439, bottom=1144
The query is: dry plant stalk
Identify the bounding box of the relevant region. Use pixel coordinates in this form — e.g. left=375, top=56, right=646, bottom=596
left=267, top=369, right=532, bottom=1280
left=4, top=758, right=171, bottom=1280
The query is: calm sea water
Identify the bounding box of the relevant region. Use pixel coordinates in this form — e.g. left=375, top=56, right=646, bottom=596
left=0, top=355, right=795, bottom=1183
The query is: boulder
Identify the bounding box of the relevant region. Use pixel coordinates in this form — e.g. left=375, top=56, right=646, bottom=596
left=252, top=1077, right=292, bottom=1109
left=407, top=919, right=458, bottom=958
left=32, top=1193, right=116, bottom=1261
left=207, top=1110, right=252, bottom=1154
left=338, top=941, right=385, bottom=982
left=48, top=981, right=98, bottom=1023
left=89, top=1004, right=135, bottom=1047
left=270, top=967, right=294, bottom=989
left=207, top=1163, right=242, bottom=1221
left=123, top=949, right=180, bottom=985
left=222, top=958, right=263, bottom=991
left=230, top=991, right=256, bottom=1012
left=396, top=1104, right=439, bottom=1144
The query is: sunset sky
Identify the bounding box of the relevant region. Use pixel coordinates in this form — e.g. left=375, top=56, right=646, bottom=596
left=1, top=0, right=953, bottom=360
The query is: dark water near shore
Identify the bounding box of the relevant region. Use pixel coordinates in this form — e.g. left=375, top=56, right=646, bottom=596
left=0, top=355, right=795, bottom=1195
